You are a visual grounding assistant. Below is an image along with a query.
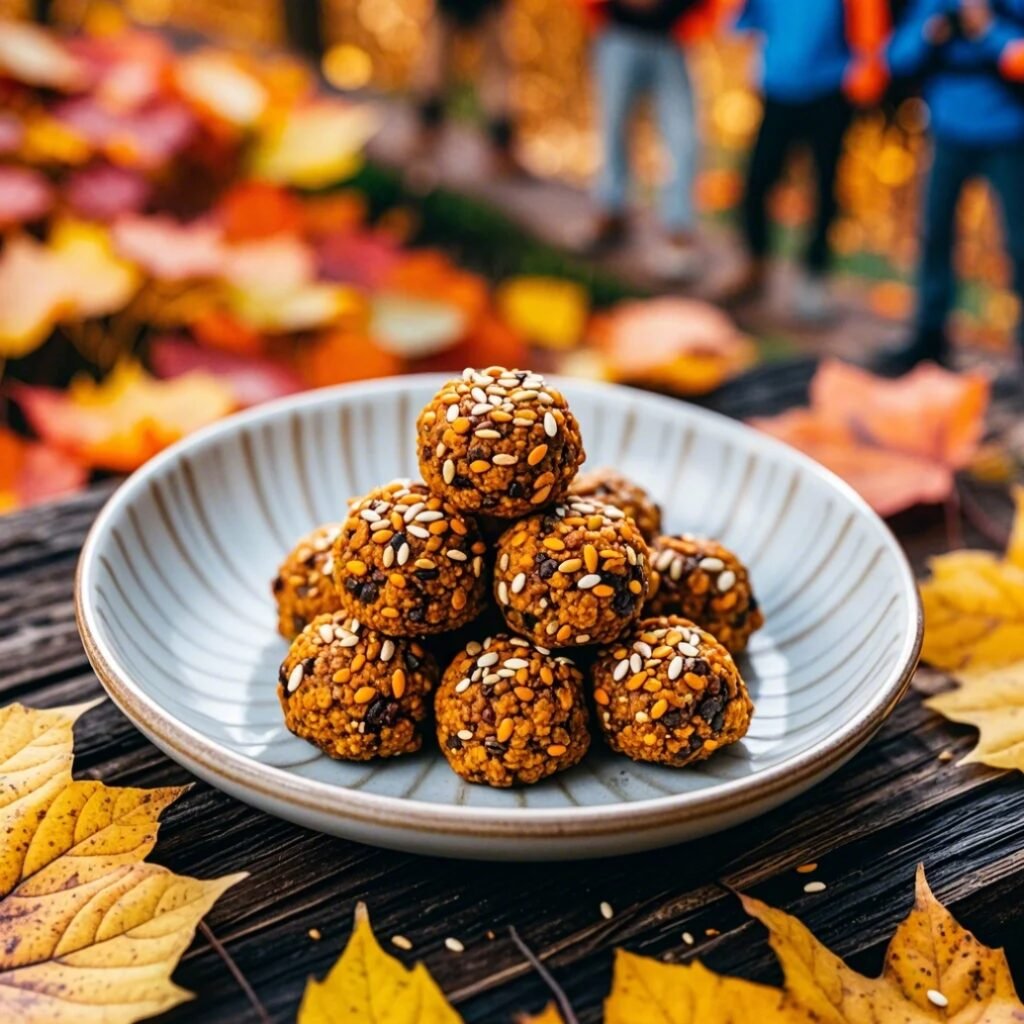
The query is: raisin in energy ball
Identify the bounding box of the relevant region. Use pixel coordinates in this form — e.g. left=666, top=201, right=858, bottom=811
left=333, top=479, right=488, bottom=636
left=493, top=497, right=650, bottom=647
left=278, top=612, right=437, bottom=760
left=416, top=366, right=585, bottom=518
left=645, top=535, right=763, bottom=653
left=273, top=523, right=342, bottom=639
left=436, top=635, right=590, bottom=786
left=570, top=468, right=662, bottom=542
left=592, top=616, right=753, bottom=767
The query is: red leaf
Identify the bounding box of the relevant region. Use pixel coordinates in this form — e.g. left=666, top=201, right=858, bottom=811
left=112, top=213, right=224, bottom=281
left=0, top=427, right=87, bottom=513
left=0, top=166, right=53, bottom=228
left=65, top=162, right=151, bottom=221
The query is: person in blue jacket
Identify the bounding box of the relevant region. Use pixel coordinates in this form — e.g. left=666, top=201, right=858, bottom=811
left=884, top=0, right=1024, bottom=370
left=720, top=0, right=889, bottom=322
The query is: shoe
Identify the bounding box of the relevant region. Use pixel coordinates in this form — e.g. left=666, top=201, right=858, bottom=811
left=870, top=331, right=951, bottom=376
left=646, top=233, right=701, bottom=282
left=792, top=274, right=837, bottom=325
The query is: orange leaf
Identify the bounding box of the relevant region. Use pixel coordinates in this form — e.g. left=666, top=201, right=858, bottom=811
left=112, top=214, right=225, bottom=281
left=385, top=251, right=489, bottom=323
left=15, top=360, right=236, bottom=472
left=300, top=330, right=400, bottom=388
left=0, top=428, right=87, bottom=514
left=217, top=180, right=304, bottom=242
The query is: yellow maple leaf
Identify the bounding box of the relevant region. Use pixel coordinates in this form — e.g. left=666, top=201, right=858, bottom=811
left=497, top=277, right=589, bottom=352
left=919, top=487, right=1024, bottom=670
left=0, top=701, right=245, bottom=1023
left=50, top=219, right=142, bottom=319
left=603, top=866, right=1023, bottom=1023
left=298, top=903, right=462, bottom=1024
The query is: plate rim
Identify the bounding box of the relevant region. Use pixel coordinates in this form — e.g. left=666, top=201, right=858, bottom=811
left=75, top=373, right=923, bottom=841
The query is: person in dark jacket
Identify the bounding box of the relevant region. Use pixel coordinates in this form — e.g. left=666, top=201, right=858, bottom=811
left=883, top=0, right=1024, bottom=370
left=721, top=0, right=889, bottom=322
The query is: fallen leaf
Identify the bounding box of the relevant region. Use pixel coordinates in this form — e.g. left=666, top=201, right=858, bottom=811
left=0, top=165, right=53, bottom=228
left=300, top=329, right=400, bottom=388
left=222, top=235, right=316, bottom=291
left=50, top=218, right=142, bottom=318
left=603, top=866, right=1024, bottom=1022
left=919, top=487, right=1024, bottom=670
left=250, top=99, right=375, bottom=189
left=0, top=701, right=244, bottom=1023
left=65, top=162, right=152, bottom=221
left=753, top=360, right=990, bottom=517
left=150, top=334, right=303, bottom=406
left=0, top=428, right=87, bottom=514
left=317, top=229, right=403, bottom=289
left=15, top=360, right=236, bottom=471
left=497, top=276, right=589, bottom=351
left=0, top=235, right=72, bottom=358
left=217, top=180, right=304, bottom=242
left=228, top=279, right=361, bottom=334
left=174, top=50, right=268, bottom=128
left=297, top=902, right=462, bottom=1024
left=113, top=214, right=226, bottom=281
left=592, top=297, right=757, bottom=395
left=370, top=292, right=467, bottom=359
left=0, top=21, right=88, bottom=90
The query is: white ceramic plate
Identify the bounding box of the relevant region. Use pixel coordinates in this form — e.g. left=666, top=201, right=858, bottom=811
left=76, top=375, right=921, bottom=860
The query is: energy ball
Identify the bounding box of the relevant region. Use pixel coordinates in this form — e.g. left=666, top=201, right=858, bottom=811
left=278, top=612, right=437, bottom=760
left=645, top=535, right=764, bottom=653
left=570, top=467, right=662, bottom=542
left=435, top=635, right=590, bottom=786
left=493, top=497, right=650, bottom=648
left=416, top=366, right=585, bottom=518
left=333, top=479, right=488, bottom=636
left=592, top=615, right=753, bottom=767
left=273, top=523, right=343, bottom=640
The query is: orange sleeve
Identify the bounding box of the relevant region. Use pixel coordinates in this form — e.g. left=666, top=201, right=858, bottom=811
left=844, top=0, right=891, bottom=56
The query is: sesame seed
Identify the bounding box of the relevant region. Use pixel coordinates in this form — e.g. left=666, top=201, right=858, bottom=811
left=447, top=549, right=467, bottom=561
left=391, top=935, right=413, bottom=951
left=442, top=459, right=455, bottom=484
left=447, top=404, right=459, bottom=422
left=445, top=937, right=465, bottom=953
left=397, top=543, right=410, bottom=566
left=926, top=990, right=948, bottom=1008
left=511, top=572, right=527, bottom=594
left=380, top=639, right=395, bottom=662
left=455, top=678, right=471, bottom=693
left=698, top=556, right=725, bottom=572
left=339, top=635, right=360, bottom=648
left=492, top=453, right=518, bottom=466
left=497, top=581, right=509, bottom=604
left=717, top=569, right=737, bottom=592
left=613, top=659, right=630, bottom=681
left=286, top=664, right=304, bottom=693
left=506, top=658, right=530, bottom=670
left=629, top=653, right=643, bottom=673
left=544, top=412, right=557, bottom=437
left=308, top=928, right=322, bottom=940
left=578, top=574, right=602, bottom=590
left=682, top=932, right=694, bottom=945
left=575, top=634, right=590, bottom=644
left=599, top=901, right=614, bottom=920
left=803, top=881, right=827, bottom=894
left=318, top=624, right=334, bottom=643
left=457, top=729, right=473, bottom=741
left=678, top=643, right=699, bottom=658
left=796, top=863, right=818, bottom=874
left=359, top=509, right=381, bottom=523
left=407, top=525, right=430, bottom=539
left=478, top=651, right=499, bottom=668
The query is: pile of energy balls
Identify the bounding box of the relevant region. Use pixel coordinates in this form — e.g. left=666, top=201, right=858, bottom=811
left=273, top=367, right=763, bottom=788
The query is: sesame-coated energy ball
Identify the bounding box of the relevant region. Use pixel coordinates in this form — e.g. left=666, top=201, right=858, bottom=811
left=333, top=479, right=488, bottom=636
left=278, top=612, right=438, bottom=760
left=592, top=615, right=753, bottom=767
left=645, top=535, right=764, bottom=653
left=272, top=523, right=343, bottom=640
left=493, top=497, right=650, bottom=648
left=416, top=366, right=585, bottom=518
left=435, top=635, right=590, bottom=786
left=570, top=467, right=662, bottom=542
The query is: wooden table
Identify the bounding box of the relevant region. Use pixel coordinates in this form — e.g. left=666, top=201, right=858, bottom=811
left=4, top=366, right=1022, bottom=1023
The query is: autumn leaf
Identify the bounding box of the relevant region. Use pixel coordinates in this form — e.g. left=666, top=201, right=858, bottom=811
left=0, top=165, right=53, bottom=228
left=298, top=902, right=462, bottom=1024
left=0, top=21, right=88, bottom=90
left=50, top=218, right=142, bottom=318
left=603, top=866, right=1024, bottom=1023
left=113, top=214, right=226, bottom=282
left=753, top=360, right=990, bottom=518
left=15, top=360, right=236, bottom=471
left=919, top=486, right=1024, bottom=670
left=0, top=235, right=72, bottom=357
left=0, top=427, right=87, bottom=514
left=496, top=276, right=589, bottom=351
left=174, top=50, right=269, bottom=128
left=370, top=292, right=468, bottom=359
left=0, top=701, right=244, bottom=1023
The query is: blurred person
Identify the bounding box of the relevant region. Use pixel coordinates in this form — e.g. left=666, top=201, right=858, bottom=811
left=882, top=0, right=1024, bottom=371
left=581, top=0, right=724, bottom=281
left=721, top=0, right=890, bottom=322
left=410, top=0, right=519, bottom=177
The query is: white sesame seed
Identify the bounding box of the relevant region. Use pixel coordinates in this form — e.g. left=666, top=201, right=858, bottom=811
left=599, top=901, right=614, bottom=920
left=505, top=658, right=530, bottom=670
left=397, top=544, right=410, bottom=566
left=455, top=678, right=471, bottom=693
left=499, top=553, right=510, bottom=571
left=472, top=556, right=483, bottom=577
left=626, top=546, right=637, bottom=565
left=475, top=428, right=502, bottom=439
left=447, top=549, right=467, bottom=561
left=466, top=641, right=482, bottom=656
left=698, top=556, right=725, bottom=572
left=717, top=570, right=737, bottom=592
left=497, top=668, right=515, bottom=678
left=655, top=549, right=675, bottom=571
left=383, top=546, right=395, bottom=568
left=669, top=558, right=683, bottom=581
left=435, top=441, right=446, bottom=458
left=634, top=641, right=653, bottom=658
left=613, top=659, right=630, bottom=681
left=391, top=935, right=413, bottom=951
left=322, top=557, right=334, bottom=577
left=578, top=574, right=602, bottom=590
left=339, top=635, right=359, bottom=648
left=483, top=673, right=502, bottom=685
left=478, top=651, right=499, bottom=668
left=678, top=643, right=699, bottom=658
left=803, top=881, right=827, bottom=894
left=576, top=634, right=590, bottom=644
left=447, top=404, right=460, bottom=422
left=380, top=639, right=395, bottom=662
left=403, top=502, right=425, bottom=522
left=416, top=510, right=444, bottom=523
left=682, top=932, right=694, bottom=945
left=668, top=656, right=684, bottom=681
left=535, top=645, right=551, bottom=655
left=492, top=453, right=518, bottom=466
left=629, top=653, right=643, bottom=673
left=287, top=664, right=304, bottom=693
left=318, top=624, right=334, bottom=643
left=926, top=990, right=948, bottom=1008
left=635, top=711, right=649, bottom=723
left=546, top=621, right=559, bottom=635
left=457, top=729, right=473, bottom=741
left=445, top=937, right=465, bottom=953
left=510, top=637, right=530, bottom=647
left=350, top=619, right=361, bottom=632
left=511, top=572, right=527, bottom=594
left=407, top=525, right=430, bottom=540
left=442, top=459, right=456, bottom=484
left=605, top=506, right=624, bottom=519
left=359, top=509, right=380, bottom=523
left=497, top=581, right=509, bottom=604
left=471, top=386, right=488, bottom=403
left=544, top=412, right=557, bottom=437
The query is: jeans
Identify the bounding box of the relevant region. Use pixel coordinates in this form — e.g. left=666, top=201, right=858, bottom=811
left=915, top=138, right=1024, bottom=356
left=593, top=27, right=698, bottom=233
left=742, top=91, right=852, bottom=276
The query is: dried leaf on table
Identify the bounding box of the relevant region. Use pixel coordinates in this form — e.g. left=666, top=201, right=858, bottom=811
left=113, top=214, right=226, bottom=282
left=497, top=276, right=589, bottom=351
left=919, top=486, right=1024, bottom=670
left=753, top=360, right=990, bottom=517
left=0, top=235, right=72, bottom=357
left=297, top=903, right=462, bottom=1024
left=590, top=297, right=757, bottom=396
left=50, top=218, right=142, bottom=317
left=0, top=427, right=87, bottom=514
left=217, top=180, right=304, bottom=242
left=603, top=866, right=1023, bottom=1022
left=15, top=360, right=236, bottom=472
left=0, top=701, right=244, bottom=1023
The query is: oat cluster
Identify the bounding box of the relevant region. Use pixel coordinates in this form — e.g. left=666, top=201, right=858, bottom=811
left=271, top=366, right=763, bottom=784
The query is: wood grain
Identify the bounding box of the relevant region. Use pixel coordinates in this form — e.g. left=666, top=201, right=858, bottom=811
left=2, top=400, right=1022, bottom=1023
